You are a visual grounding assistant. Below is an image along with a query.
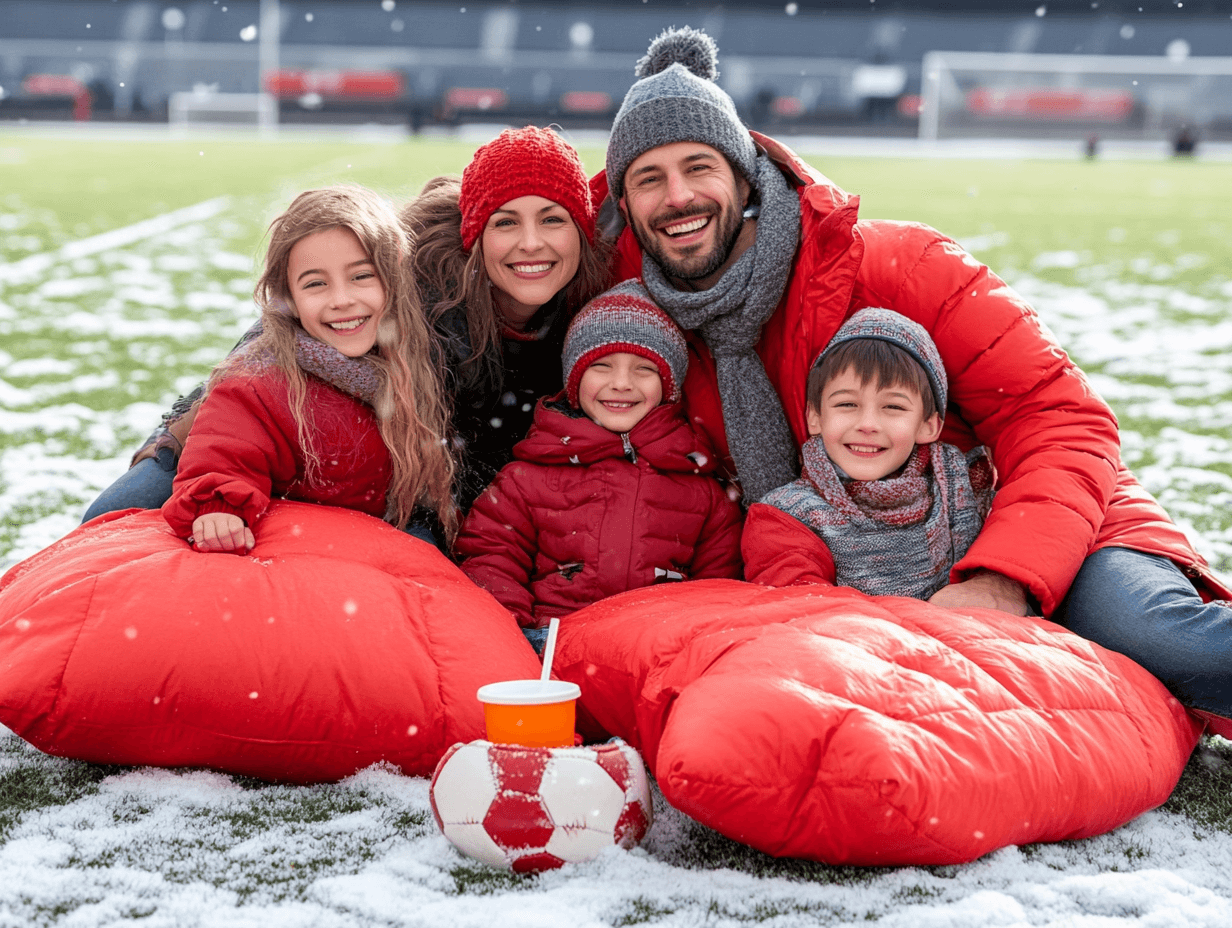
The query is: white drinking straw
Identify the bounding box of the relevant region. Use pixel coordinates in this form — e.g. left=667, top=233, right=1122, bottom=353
left=539, top=617, right=561, bottom=685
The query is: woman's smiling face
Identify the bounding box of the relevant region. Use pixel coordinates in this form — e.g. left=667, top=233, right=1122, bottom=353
left=481, top=195, right=581, bottom=330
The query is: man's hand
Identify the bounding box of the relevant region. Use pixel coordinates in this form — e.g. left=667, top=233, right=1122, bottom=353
left=928, top=570, right=1029, bottom=615
left=191, top=513, right=255, bottom=553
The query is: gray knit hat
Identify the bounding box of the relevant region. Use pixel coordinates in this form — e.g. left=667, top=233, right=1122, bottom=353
left=816, top=308, right=949, bottom=415
left=606, top=27, right=758, bottom=201
left=563, top=279, right=689, bottom=406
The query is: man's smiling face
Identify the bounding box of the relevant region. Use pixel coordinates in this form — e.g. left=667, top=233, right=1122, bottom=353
left=620, top=142, right=750, bottom=286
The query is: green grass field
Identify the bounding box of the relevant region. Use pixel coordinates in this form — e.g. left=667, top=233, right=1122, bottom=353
left=1, top=128, right=1232, bottom=925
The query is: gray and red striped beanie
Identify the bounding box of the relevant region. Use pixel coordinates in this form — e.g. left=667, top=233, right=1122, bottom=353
left=563, top=279, right=688, bottom=406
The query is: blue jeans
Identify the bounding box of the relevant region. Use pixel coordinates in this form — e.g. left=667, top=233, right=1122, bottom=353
left=81, top=448, right=177, bottom=523
left=522, top=626, right=550, bottom=655
left=1054, top=546, right=1232, bottom=718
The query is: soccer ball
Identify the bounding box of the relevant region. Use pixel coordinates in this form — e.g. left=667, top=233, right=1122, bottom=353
left=430, top=739, right=653, bottom=872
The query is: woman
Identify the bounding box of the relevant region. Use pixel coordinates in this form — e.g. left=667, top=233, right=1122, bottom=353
left=408, top=126, right=610, bottom=508
left=82, top=126, right=610, bottom=526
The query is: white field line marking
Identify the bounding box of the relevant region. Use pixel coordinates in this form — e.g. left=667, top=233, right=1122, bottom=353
left=0, top=197, right=232, bottom=286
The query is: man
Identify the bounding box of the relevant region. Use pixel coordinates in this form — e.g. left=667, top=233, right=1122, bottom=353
left=592, top=26, right=1232, bottom=726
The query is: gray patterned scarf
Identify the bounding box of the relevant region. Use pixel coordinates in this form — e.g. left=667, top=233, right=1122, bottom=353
left=294, top=331, right=380, bottom=405
left=641, top=154, right=801, bottom=505
left=761, top=437, right=995, bottom=599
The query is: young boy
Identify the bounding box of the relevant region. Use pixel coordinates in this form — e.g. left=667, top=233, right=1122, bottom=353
left=742, top=308, right=995, bottom=600
left=455, top=279, right=743, bottom=645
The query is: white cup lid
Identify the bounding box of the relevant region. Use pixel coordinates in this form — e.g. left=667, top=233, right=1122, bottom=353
left=477, top=679, right=581, bottom=705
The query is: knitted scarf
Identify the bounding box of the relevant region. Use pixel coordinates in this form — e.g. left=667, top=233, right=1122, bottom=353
left=762, top=436, right=995, bottom=599
left=294, top=331, right=380, bottom=406
left=641, top=154, right=801, bottom=505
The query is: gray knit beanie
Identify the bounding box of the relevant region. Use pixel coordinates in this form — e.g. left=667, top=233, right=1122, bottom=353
left=563, top=279, right=689, bottom=406
left=816, top=308, right=949, bottom=415
left=606, top=27, right=758, bottom=200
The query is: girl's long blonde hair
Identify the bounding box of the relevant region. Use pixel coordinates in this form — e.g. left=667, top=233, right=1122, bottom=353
left=219, top=185, right=457, bottom=540
left=402, top=175, right=611, bottom=394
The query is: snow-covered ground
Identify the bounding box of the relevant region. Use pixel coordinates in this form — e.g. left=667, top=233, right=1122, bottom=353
left=2, top=728, right=1232, bottom=928
left=2, top=179, right=1232, bottom=926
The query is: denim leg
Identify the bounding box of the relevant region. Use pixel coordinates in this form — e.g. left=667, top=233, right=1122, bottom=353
left=80, top=448, right=178, bottom=523
left=522, top=626, right=549, bottom=656
left=1054, top=546, right=1232, bottom=717
left=400, top=515, right=455, bottom=556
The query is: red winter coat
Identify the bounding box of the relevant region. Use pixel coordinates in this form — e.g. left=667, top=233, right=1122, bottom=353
left=162, top=365, right=392, bottom=536
left=455, top=396, right=743, bottom=628
left=596, top=133, right=1230, bottom=615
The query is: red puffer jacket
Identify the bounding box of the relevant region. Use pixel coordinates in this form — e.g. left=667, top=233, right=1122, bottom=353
left=596, top=133, right=1230, bottom=615
left=455, top=396, right=743, bottom=628
left=162, top=365, right=392, bottom=536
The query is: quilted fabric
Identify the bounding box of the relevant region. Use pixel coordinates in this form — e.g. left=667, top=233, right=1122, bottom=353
left=0, top=501, right=541, bottom=783
left=455, top=397, right=741, bottom=628
left=553, top=579, right=1202, bottom=865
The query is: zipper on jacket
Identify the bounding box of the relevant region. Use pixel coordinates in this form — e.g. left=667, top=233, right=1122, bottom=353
left=621, top=432, right=638, bottom=464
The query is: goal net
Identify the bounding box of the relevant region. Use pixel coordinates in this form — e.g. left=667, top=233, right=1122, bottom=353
left=168, top=91, right=278, bottom=131
left=919, top=51, right=1232, bottom=142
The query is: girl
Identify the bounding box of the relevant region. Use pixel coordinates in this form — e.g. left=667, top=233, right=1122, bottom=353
left=161, top=185, right=456, bottom=551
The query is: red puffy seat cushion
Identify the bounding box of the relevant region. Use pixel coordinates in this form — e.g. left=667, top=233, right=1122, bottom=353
left=554, top=580, right=1202, bottom=866
left=0, top=501, right=541, bottom=783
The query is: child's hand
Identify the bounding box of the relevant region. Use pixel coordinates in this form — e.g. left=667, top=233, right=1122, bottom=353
left=190, top=513, right=256, bottom=553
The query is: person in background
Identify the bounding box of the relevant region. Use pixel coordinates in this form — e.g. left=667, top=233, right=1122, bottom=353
left=455, top=279, right=742, bottom=651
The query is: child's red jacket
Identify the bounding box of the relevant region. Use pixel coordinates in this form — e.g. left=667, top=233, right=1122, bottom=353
left=455, top=395, right=743, bottom=628
left=162, top=366, right=391, bottom=536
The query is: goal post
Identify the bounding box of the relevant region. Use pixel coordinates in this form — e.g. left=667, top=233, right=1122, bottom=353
left=919, top=51, right=1232, bottom=142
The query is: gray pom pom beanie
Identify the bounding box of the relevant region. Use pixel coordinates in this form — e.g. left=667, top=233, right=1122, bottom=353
left=606, top=26, right=757, bottom=200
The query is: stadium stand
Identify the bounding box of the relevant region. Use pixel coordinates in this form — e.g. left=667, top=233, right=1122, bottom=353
left=0, top=0, right=1229, bottom=138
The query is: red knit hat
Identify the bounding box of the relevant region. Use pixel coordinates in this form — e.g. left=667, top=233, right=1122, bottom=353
left=458, top=126, right=595, bottom=252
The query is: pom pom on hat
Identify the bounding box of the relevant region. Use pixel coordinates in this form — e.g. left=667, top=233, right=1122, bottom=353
left=563, top=279, right=688, bottom=407
left=606, top=28, right=757, bottom=201
left=458, top=126, right=595, bottom=253
left=635, top=26, right=719, bottom=81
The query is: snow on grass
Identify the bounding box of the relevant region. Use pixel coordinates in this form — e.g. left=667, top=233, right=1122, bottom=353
left=2, top=728, right=1232, bottom=927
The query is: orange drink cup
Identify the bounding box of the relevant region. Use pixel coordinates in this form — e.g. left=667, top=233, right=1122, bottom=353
left=477, top=680, right=581, bottom=748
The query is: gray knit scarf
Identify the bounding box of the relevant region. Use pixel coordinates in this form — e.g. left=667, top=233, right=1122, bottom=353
left=641, top=154, right=801, bottom=505
left=762, top=437, right=995, bottom=599
left=294, top=331, right=380, bottom=405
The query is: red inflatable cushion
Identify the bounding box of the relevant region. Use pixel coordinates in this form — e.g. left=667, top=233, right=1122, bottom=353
left=554, top=580, right=1202, bottom=866
left=0, top=502, right=542, bottom=783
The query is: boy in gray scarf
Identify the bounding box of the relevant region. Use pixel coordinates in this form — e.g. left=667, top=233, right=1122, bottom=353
left=743, top=309, right=994, bottom=599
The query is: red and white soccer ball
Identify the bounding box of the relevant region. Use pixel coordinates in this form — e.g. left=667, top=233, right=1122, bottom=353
left=430, top=739, right=653, bottom=872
